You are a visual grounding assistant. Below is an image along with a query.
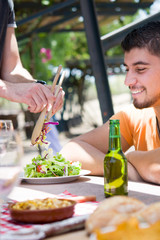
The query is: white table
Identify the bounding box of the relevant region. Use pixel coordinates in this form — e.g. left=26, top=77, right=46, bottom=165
left=8, top=176, right=160, bottom=239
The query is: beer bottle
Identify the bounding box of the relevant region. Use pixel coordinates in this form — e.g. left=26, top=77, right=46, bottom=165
left=104, top=119, right=128, bottom=197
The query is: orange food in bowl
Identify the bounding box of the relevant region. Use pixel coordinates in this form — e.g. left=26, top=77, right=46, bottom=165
left=9, top=198, right=76, bottom=223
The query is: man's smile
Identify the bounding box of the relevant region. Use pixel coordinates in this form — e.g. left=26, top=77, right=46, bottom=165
left=130, top=88, right=145, bottom=95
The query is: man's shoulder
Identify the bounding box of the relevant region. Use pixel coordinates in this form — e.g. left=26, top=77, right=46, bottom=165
left=0, top=0, right=13, bottom=18
left=7, top=0, right=14, bottom=10
left=0, top=0, right=12, bottom=9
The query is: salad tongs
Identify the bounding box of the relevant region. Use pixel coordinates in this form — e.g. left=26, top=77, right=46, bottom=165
left=31, top=65, right=65, bottom=145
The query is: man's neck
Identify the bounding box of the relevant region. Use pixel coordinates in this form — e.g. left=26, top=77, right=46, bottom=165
left=154, top=106, right=160, bottom=138
left=154, top=106, right=160, bottom=122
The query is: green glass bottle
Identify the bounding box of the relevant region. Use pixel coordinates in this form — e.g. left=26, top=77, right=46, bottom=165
left=104, top=119, right=128, bottom=197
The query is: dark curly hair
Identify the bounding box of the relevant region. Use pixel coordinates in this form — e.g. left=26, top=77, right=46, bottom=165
left=121, top=21, right=160, bottom=57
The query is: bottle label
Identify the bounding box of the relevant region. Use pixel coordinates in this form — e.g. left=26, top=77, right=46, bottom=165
left=104, top=176, right=128, bottom=197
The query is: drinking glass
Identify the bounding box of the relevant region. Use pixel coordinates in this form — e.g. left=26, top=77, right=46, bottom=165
left=0, top=120, right=14, bottom=142
left=0, top=120, right=23, bottom=201
left=0, top=119, right=14, bottom=130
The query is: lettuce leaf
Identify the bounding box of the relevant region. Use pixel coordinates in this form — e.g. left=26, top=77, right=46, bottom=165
left=24, top=149, right=81, bottom=178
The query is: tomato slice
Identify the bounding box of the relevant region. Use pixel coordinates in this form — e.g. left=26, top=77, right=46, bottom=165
left=36, top=165, right=43, bottom=172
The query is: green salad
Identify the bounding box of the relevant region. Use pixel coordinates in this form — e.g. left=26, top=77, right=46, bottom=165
left=24, top=148, right=81, bottom=178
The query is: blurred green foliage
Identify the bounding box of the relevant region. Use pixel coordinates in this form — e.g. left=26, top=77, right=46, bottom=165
left=19, top=31, right=90, bottom=82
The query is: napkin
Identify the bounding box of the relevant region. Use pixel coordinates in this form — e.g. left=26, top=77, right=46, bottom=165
left=0, top=190, right=98, bottom=240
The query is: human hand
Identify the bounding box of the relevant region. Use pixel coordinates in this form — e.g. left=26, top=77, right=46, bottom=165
left=3, top=81, right=55, bottom=113
left=27, top=84, right=65, bottom=114
left=24, top=83, right=56, bottom=113
left=2, top=79, right=65, bottom=114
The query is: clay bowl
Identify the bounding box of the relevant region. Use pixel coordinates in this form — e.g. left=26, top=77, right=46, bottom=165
left=9, top=198, right=76, bottom=224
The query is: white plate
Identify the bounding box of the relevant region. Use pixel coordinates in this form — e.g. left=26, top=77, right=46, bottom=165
left=20, top=170, right=91, bottom=184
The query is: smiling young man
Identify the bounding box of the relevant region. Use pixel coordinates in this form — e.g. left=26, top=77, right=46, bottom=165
left=60, top=21, right=160, bottom=184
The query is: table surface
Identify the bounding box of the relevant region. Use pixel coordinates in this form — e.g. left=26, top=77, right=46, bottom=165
left=8, top=175, right=160, bottom=240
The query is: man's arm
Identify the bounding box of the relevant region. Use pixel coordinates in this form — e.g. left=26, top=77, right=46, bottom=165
left=127, top=161, right=144, bottom=182
left=126, top=149, right=160, bottom=184
left=60, top=121, right=130, bottom=175
left=1, top=27, right=34, bottom=83
left=0, top=27, right=64, bottom=114
left=60, top=120, right=144, bottom=181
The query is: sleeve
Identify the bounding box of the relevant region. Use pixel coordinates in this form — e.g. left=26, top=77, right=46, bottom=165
left=110, top=108, right=134, bottom=147
left=7, top=0, right=17, bottom=28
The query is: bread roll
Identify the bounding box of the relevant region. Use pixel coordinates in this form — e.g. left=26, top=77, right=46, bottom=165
left=136, top=202, right=160, bottom=224
left=85, top=196, right=146, bottom=234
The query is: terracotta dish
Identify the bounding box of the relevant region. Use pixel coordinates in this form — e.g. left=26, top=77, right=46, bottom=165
left=9, top=198, right=76, bottom=224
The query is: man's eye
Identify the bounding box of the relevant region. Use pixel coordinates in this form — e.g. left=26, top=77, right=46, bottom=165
left=137, top=68, right=146, bottom=72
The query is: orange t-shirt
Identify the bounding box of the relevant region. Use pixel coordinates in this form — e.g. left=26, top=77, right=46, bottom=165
left=111, top=105, right=160, bottom=151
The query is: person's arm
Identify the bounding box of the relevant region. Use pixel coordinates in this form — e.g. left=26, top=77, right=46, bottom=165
left=126, top=149, right=160, bottom=184
left=60, top=121, right=130, bottom=175
left=127, top=161, right=144, bottom=182
left=0, top=27, right=64, bottom=114
left=1, top=27, right=34, bottom=83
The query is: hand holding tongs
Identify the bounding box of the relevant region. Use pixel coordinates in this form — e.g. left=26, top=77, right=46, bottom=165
left=31, top=65, right=65, bottom=145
